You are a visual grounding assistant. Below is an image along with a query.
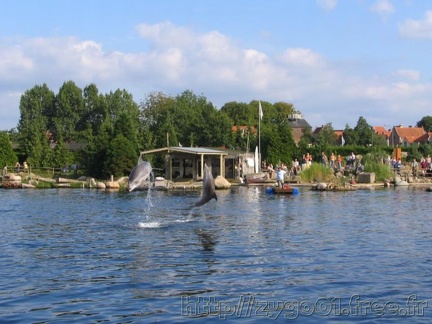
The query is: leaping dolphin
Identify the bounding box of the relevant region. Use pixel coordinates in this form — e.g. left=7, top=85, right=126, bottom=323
left=195, top=164, right=217, bottom=206
left=127, top=157, right=153, bottom=192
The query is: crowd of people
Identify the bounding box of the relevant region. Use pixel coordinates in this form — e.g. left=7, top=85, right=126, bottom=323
left=262, top=151, right=366, bottom=185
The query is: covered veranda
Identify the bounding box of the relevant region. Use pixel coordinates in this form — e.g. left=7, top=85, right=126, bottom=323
left=139, top=147, right=228, bottom=181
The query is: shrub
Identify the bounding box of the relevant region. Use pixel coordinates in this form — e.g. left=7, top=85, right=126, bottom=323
left=300, top=163, right=334, bottom=183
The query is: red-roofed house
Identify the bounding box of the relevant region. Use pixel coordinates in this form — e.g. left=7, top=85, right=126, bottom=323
left=413, top=132, right=432, bottom=145
left=231, top=125, right=257, bottom=136
left=313, top=126, right=345, bottom=146
left=389, top=125, right=426, bottom=146
left=372, top=126, right=391, bottom=145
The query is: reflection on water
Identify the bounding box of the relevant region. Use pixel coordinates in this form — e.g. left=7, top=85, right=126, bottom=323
left=0, top=187, right=431, bottom=322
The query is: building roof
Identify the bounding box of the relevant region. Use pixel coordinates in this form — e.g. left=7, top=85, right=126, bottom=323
left=394, top=126, right=426, bottom=144
left=372, top=126, right=391, bottom=137
left=140, top=146, right=228, bottom=156
left=287, top=118, right=312, bottom=129
left=413, top=132, right=432, bottom=143
left=232, top=125, right=257, bottom=133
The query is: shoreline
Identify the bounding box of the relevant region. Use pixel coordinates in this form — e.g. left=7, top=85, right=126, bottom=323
left=2, top=171, right=432, bottom=191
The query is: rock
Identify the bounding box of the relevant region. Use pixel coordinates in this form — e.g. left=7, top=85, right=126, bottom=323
left=4, top=174, right=21, bottom=181
left=89, top=178, right=97, bottom=188
left=22, top=183, right=36, bottom=189
left=117, top=176, right=128, bottom=185
left=215, top=176, right=231, bottom=189
left=315, top=182, right=327, bottom=190
left=106, top=181, right=119, bottom=189
left=29, top=179, right=39, bottom=186
left=395, top=180, right=409, bottom=186
left=97, top=182, right=106, bottom=189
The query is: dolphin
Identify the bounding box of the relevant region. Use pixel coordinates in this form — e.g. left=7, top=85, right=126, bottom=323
left=127, top=158, right=153, bottom=192
left=195, top=164, right=217, bottom=206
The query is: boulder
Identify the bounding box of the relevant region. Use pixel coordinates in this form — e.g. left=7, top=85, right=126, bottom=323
left=97, top=182, right=106, bottom=189
left=89, top=178, right=97, bottom=188
left=314, top=182, right=327, bottom=190
left=22, top=183, right=36, bottom=189
left=214, top=176, right=231, bottom=189
left=106, top=181, right=119, bottom=189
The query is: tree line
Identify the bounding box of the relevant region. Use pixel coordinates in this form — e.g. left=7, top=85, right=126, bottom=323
left=1, top=80, right=432, bottom=179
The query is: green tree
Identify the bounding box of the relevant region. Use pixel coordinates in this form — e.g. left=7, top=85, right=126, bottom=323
left=354, top=116, right=374, bottom=146
left=343, top=124, right=357, bottom=146
left=297, top=127, right=314, bottom=152
left=220, top=102, right=252, bottom=126
left=103, top=134, right=138, bottom=178
left=417, top=116, right=432, bottom=132
left=78, top=83, right=107, bottom=141
left=0, top=131, right=18, bottom=169
left=49, top=80, right=84, bottom=142
left=315, top=123, right=337, bottom=149
left=17, top=84, right=54, bottom=165
left=82, top=120, right=112, bottom=178
left=139, top=92, right=176, bottom=149
left=51, top=137, right=73, bottom=169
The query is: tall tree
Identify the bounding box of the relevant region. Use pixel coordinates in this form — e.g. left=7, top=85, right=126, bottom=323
left=17, top=84, right=54, bottom=165
left=417, top=116, right=432, bottom=132
left=343, top=124, right=357, bottom=146
left=103, top=134, right=138, bottom=178
left=0, top=131, right=18, bottom=169
left=50, top=81, right=84, bottom=142
left=316, top=123, right=337, bottom=148
left=78, top=83, right=107, bottom=141
left=354, top=116, right=374, bottom=146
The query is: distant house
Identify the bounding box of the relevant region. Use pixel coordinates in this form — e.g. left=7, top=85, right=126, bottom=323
left=286, top=112, right=312, bottom=144
left=231, top=125, right=257, bottom=136
left=389, top=125, right=426, bottom=146
left=413, top=132, right=432, bottom=145
left=372, top=126, right=391, bottom=146
left=313, top=125, right=344, bottom=146
left=334, top=130, right=345, bottom=146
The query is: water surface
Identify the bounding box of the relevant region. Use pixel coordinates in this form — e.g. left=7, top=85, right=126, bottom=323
left=0, top=186, right=430, bottom=322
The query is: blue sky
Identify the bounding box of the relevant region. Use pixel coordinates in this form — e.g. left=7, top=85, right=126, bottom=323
left=1, top=0, right=432, bottom=131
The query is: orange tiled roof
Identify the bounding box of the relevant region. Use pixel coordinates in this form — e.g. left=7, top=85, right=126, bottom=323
left=394, top=126, right=426, bottom=143
left=372, top=126, right=391, bottom=137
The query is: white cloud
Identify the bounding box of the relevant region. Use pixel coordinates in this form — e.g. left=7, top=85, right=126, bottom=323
left=370, top=0, right=395, bottom=18
left=0, top=21, right=431, bottom=131
left=395, top=69, right=421, bottom=81
left=399, top=10, right=432, bottom=39
left=316, top=0, right=337, bottom=11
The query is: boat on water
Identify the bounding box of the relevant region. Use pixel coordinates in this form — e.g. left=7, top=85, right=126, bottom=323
left=266, top=184, right=299, bottom=195
left=244, top=172, right=271, bottom=184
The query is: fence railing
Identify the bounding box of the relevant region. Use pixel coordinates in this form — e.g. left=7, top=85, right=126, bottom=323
left=2, top=165, right=78, bottom=177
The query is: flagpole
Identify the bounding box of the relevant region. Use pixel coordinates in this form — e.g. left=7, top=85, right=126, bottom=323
left=258, top=101, right=262, bottom=155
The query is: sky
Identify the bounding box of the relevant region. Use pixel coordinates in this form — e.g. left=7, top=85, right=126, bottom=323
left=1, top=0, right=432, bottom=131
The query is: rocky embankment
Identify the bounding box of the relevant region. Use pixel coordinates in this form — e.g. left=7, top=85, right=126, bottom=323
left=0, top=172, right=233, bottom=191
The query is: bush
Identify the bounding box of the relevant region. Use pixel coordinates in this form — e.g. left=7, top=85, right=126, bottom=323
left=361, top=152, right=393, bottom=181
left=300, top=163, right=334, bottom=183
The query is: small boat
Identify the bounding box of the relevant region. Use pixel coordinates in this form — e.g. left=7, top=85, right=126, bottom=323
left=245, top=172, right=270, bottom=184
left=266, top=184, right=299, bottom=195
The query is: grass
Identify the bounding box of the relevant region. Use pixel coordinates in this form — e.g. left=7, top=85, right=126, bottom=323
left=300, top=163, right=334, bottom=183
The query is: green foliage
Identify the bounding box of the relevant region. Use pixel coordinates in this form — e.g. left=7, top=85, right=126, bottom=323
left=360, top=152, right=394, bottom=181
left=315, top=123, right=337, bottom=149
left=103, top=134, right=138, bottom=179
left=51, top=139, right=73, bottom=169
left=12, top=80, right=432, bottom=180
left=300, top=163, right=334, bottom=183
left=416, top=116, right=432, bottom=132
left=0, top=131, right=18, bottom=168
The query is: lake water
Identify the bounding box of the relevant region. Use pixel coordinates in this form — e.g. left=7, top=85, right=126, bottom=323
left=0, top=186, right=431, bottom=323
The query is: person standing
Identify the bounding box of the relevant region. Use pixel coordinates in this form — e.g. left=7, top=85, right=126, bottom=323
left=276, top=167, right=286, bottom=188
left=15, top=162, right=20, bottom=174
